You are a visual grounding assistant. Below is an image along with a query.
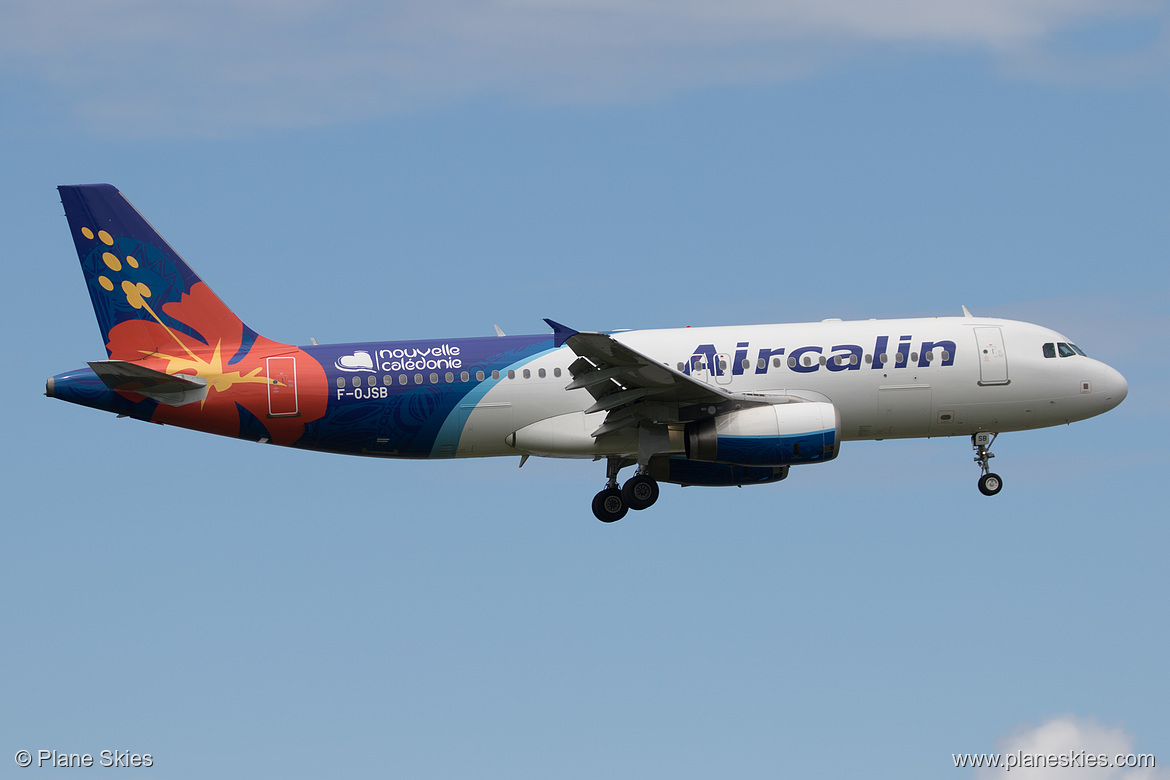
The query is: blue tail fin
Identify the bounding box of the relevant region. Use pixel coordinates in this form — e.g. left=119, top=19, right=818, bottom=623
left=59, top=184, right=259, bottom=358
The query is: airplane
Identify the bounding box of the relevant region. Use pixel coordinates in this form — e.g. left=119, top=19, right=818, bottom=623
left=47, top=184, right=1128, bottom=521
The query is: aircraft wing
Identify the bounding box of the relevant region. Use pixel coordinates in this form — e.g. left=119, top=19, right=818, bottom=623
left=545, top=319, right=732, bottom=437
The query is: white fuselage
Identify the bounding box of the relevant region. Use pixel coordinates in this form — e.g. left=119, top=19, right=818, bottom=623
left=458, top=316, right=1128, bottom=459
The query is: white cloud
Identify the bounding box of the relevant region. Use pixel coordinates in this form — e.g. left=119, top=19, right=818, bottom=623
left=1, top=0, right=1166, bottom=136
left=973, top=715, right=1166, bottom=779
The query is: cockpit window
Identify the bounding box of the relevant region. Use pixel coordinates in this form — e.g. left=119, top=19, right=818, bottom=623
left=1044, top=342, right=1089, bottom=358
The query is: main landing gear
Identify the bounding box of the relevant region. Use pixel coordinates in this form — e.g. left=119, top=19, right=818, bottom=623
left=592, top=457, right=660, bottom=522
left=973, top=432, right=1003, bottom=496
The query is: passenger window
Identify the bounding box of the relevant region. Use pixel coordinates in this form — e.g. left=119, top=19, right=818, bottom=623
left=507, top=370, right=515, bottom=380
left=492, top=370, right=500, bottom=380
left=742, top=359, right=750, bottom=370
left=538, top=368, right=546, bottom=379
left=773, top=357, right=782, bottom=368
left=429, top=372, right=438, bottom=383
left=461, top=371, right=470, bottom=382
left=554, top=367, right=561, bottom=377
left=522, top=369, right=531, bottom=379
left=445, top=372, right=454, bottom=383
left=1043, top=343, right=1056, bottom=358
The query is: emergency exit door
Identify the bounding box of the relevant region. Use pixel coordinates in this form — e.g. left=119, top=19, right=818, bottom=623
left=267, top=356, right=299, bottom=416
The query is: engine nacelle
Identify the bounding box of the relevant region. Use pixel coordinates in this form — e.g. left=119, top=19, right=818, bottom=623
left=646, top=456, right=789, bottom=487
left=685, top=402, right=840, bottom=467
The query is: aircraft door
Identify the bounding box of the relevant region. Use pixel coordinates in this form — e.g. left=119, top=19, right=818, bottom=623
left=878, top=385, right=932, bottom=436
left=458, top=402, right=513, bottom=455
left=688, top=352, right=732, bottom=384
left=715, top=353, right=733, bottom=385
left=267, top=356, right=299, bottom=416
left=974, top=327, right=1009, bottom=385
left=689, top=354, right=710, bottom=384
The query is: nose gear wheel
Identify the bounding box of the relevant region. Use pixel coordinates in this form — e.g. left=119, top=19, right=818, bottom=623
left=972, top=433, right=1003, bottom=496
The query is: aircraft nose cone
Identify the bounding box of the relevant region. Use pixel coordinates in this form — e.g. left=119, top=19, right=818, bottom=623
left=1103, top=365, right=1128, bottom=411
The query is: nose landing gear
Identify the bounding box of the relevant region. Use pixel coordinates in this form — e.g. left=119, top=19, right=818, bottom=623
left=973, top=432, right=1003, bottom=496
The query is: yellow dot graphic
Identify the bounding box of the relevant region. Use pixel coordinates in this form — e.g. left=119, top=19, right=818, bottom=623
left=122, top=280, right=143, bottom=309
left=82, top=227, right=94, bottom=240
left=99, top=275, right=114, bottom=291
left=103, top=252, right=122, bottom=272
left=126, top=255, right=139, bottom=268
left=122, top=280, right=152, bottom=309
left=98, top=230, right=114, bottom=246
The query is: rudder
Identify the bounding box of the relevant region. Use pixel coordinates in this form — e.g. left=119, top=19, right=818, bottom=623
left=59, top=184, right=259, bottom=360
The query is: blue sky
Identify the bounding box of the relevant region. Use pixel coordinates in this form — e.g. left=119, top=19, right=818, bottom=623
left=2, top=2, right=1168, bottom=778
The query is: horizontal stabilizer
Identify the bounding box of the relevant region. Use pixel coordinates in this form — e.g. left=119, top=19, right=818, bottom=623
left=88, top=360, right=208, bottom=407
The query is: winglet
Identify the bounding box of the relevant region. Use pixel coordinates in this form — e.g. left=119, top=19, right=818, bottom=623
left=544, top=318, right=579, bottom=348
left=962, top=305, right=974, bottom=318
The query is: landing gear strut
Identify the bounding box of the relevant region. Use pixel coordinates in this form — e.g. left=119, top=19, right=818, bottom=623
left=973, top=432, right=1003, bottom=496
left=591, top=457, right=660, bottom=522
